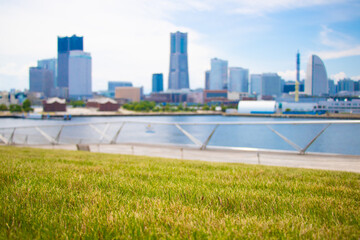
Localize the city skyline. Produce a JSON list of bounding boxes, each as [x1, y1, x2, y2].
[[0, 0, 359, 93]]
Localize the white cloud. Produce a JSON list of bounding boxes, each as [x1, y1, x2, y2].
[[330, 72, 347, 82], [316, 45, 360, 60], [0, 0, 358, 92], [329, 73, 360, 83], [319, 26, 354, 49], [350, 75, 360, 81], [229, 0, 345, 15], [277, 69, 306, 81], [0, 0, 218, 92]]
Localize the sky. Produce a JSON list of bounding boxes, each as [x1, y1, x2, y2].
[[0, 0, 359, 93]]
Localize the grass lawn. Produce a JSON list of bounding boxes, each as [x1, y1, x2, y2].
[[0, 146, 359, 239]]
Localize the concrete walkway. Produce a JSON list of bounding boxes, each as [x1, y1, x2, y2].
[[25, 143, 360, 173]]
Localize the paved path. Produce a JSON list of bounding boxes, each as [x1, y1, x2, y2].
[[25, 143, 360, 173]]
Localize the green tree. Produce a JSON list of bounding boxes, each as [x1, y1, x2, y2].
[[177, 103, 183, 111], [134, 104, 143, 111], [9, 104, 22, 112], [22, 99, 33, 112], [221, 103, 226, 112], [0, 104, 8, 111], [202, 105, 210, 111], [164, 104, 170, 112]]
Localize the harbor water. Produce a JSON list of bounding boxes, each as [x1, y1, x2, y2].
[[0, 115, 359, 155]]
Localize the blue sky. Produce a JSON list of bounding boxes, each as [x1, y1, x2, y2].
[[0, 0, 359, 93]]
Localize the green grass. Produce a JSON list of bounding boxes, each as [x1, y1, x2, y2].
[[0, 146, 359, 239]]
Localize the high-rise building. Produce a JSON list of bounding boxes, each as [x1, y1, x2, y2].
[[328, 79, 336, 96], [305, 55, 328, 96], [295, 51, 300, 102], [337, 79, 355, 92], [228, 67, 249, 92], [205, 70, 210, 90], [37, 58, 57, 87], [68, 51, 92, 99], [354, 81, 360, 92], [108, 81, 133, 93], [57, 35, 83, 89], [152, 73, 163, 93], [168, 31, 189, 90], [209, 58, 228, 90], [29, 67, 54, 97], [250, 74, 262, 95], [261, 73, 282, 97], [57, 35, 92, 99]]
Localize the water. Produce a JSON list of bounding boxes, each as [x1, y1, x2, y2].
[[1, 115, 360, 155]]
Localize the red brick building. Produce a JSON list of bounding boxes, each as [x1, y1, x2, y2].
[[86, 98, 119, 111], [43, 98, 66, 112]]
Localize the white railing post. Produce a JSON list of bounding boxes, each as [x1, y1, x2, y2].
[[200, 124, 219, 150], [111, 122, 126, 144], [8, 128, 16, 145]]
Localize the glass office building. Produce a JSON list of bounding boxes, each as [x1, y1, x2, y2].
[[305, 55, 328, 96], [152, 73, 164, 92], [29, 67, 54, 97], [261, 73, 282, 97], [209, 58, 228, 90], [228, 67, 249, 92], [37, 58, 57, 87], [57, 35, 83, 88], [68, 51, 92, 99], [250, 74, 262, 95], [168, 32, 189, 90]]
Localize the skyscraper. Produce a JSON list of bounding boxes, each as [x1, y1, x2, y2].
[[295, 51, 300, 102], [37, 58, 57, 87], [205, 70, 210, 90], [68, 51, 92, 99], [57, 35, 83, 88], [305, 54, 328, 96], [209, 58, 228, 90], [337, 79, 355, 92], [152, 73, 163, 92], [261, 73, 282, 97], [57, 35, 92, 99], [29, 67, 54, 97], [168, 31, 189, 90], [250, 74, 262, 95], [328, 79, 336, 96], [228, 67, 249, 92]]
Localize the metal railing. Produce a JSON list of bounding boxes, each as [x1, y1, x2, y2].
[[1, 119, 360, 155]]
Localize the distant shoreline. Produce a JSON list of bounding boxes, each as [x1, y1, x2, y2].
[[223, 113, 360, 119], [1, 111, 360, 119]]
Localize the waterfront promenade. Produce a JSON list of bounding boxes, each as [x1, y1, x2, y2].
[[22, 143, 360, 173]]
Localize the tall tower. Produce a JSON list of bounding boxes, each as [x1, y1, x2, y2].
[[57, 35, 83, 88], [295, 51, 300, 102], [168, 32, 189, 90], [305, 55, 328, 96], [57, 35, 92, 99]]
